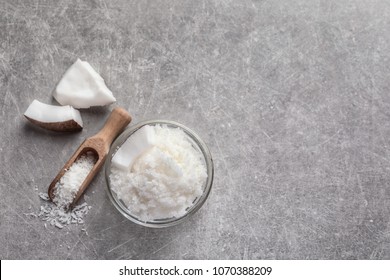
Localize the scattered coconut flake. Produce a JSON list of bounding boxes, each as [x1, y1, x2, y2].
[[25, 192, 92, 230], [39, 192, 50, 201], [24, 212, 37, 218], [35, 198, 91, 229], [55, 222, 64, 229]]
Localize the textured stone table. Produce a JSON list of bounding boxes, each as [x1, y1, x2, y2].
[[1, 0, 390, 259]]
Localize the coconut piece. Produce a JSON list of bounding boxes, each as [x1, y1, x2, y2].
[[53, 58, 116, 108], [112, 125, 156, 171], [24, 100, 83, 132]]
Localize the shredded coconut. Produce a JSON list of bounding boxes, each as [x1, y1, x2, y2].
[[24, 192, 92, 229], [53, 152, 96, 208], [24, 152, 95, 230], [109, 124, 207, 221]]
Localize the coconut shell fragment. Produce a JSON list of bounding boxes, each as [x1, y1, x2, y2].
[[24, 100, 83, 132]]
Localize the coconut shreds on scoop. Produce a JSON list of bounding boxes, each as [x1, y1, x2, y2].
[[24, 99, 83, 132], [53, 58, 116, 108]]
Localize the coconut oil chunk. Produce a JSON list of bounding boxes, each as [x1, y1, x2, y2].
[[53, 153, 96, 208], [53, 58, 116, 108], [110, 125, 207, 221]]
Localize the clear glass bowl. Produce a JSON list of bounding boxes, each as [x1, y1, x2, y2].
[[104, 120, 214, 228]]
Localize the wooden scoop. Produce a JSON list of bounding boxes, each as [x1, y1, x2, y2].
[[48, 107, 132, 208]]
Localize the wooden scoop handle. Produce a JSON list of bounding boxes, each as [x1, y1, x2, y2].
[[93, 107, 132, 148]]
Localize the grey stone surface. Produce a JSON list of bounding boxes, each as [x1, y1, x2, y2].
[[1, 0, 390, 260]]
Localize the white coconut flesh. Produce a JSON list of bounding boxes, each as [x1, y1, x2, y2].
[[24, 100, 83, 132], [112, 125, 156, 171], [53, 58, 116, 109]]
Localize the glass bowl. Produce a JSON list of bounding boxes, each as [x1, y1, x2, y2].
[[104, 120, 214, 228]]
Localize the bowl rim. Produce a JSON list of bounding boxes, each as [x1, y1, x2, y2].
[[104, 119, 214, 228]]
